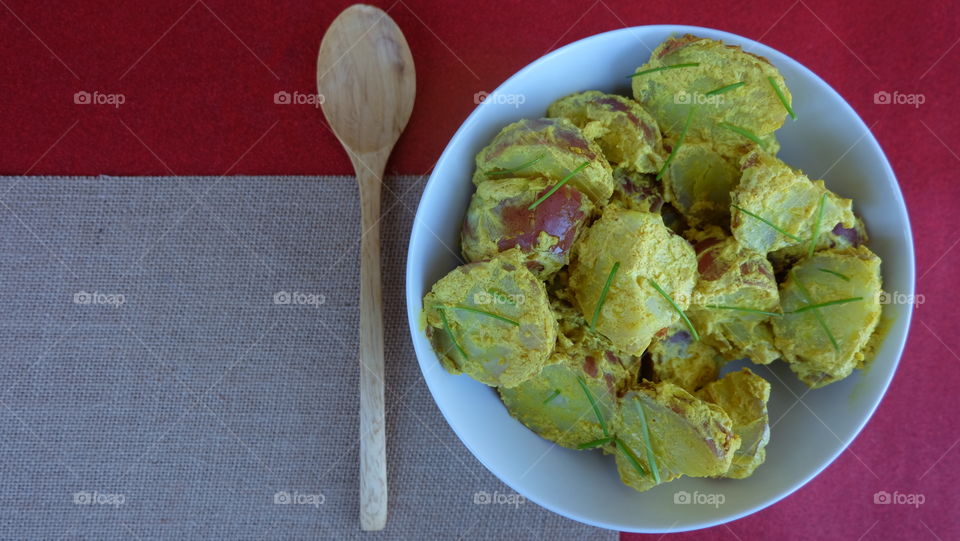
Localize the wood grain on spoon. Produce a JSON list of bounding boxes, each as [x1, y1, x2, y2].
[[317, 4, 415, 531]]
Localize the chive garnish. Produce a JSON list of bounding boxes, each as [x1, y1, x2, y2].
[[628, 62, 700, 78], [818, 268, 851, 281], [542, 389, 561, 404], [648, 278, 699, 341], [791, 271, 840, 352], [576, 436, 614, 449], [704, 305, 782, 317], [527, 161, 590, 211], [768, 76, 796, 120], [576, 376, 608, 437], [657, 106, 696, 180], [808, 193, 827, 258], [485, 154, 545, 178], [449, 304, 520, 327], [634, 400, 661, 484], [731, 205, 805, 242], [705, 81, 745, 96], [438, 307, 467, 363], [589, 261, 620, 330], [789, 297, 863, 314], [615, 438, 648, 476], [717, 122, 765, 148]]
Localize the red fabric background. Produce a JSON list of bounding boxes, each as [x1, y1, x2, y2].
[[1, 1, 957, 539]]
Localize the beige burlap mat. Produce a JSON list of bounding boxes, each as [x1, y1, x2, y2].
[[0, 175, 615, 540]]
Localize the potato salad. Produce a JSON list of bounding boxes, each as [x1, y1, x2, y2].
[[421, 34, 884, 492]]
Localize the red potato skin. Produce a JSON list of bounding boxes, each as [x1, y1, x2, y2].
[[694, 234, 772, 286], [694, 237, 728, 281], [496, 185, 586, 256], [485, 118, 596, 161], [461, 182, 589, 274]]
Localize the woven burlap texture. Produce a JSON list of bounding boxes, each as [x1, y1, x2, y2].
[[0, 175, 613, 540]]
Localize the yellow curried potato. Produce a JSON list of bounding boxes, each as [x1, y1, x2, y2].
[[662, 142, 740, 228], [614, 381, 741, 492], [697, 368, 771, 479], [731, 150, 856, 254], [461, 176, 594, 279], [472, 117, 615, 205], [569, 206, 698, 355], [422, 249, 557, 388], [547, 90, 665, 174], [499, 307, 636, 449], [631, 34, 790, 162], [686, 226, 782, 364], [772, 246, 883, 388], [646, 322, 722, 393]]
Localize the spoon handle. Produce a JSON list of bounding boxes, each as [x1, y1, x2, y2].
[[353, 151, 388, 531]]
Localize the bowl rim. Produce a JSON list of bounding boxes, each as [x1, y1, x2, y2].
[[405, 23, 915, 533]]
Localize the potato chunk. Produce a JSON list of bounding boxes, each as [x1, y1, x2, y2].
[[646, 322, 722, 393], [473, 117, 615, 204], [499, 317, 634, 449], [422, 249, 557, 387], [662, 142, 739, 228], [631, 35, 790, 162], [731, 150, 855, 254], [696, 368, 771, 478], [614, 382, 741, 492], [772, 246, 883, 388], [569, 207, 697, 355], [461, 176, 593, 279], [547, 90, 664, 174], [686, 227, 782, 364]]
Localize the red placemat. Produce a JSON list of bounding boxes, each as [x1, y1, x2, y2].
[[1, 1, 957, 539]]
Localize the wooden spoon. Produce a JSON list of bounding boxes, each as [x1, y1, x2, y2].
[[317, 4, 415, 531]]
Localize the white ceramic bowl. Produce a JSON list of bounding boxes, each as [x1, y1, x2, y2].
[[405, 25, 914, 532]]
